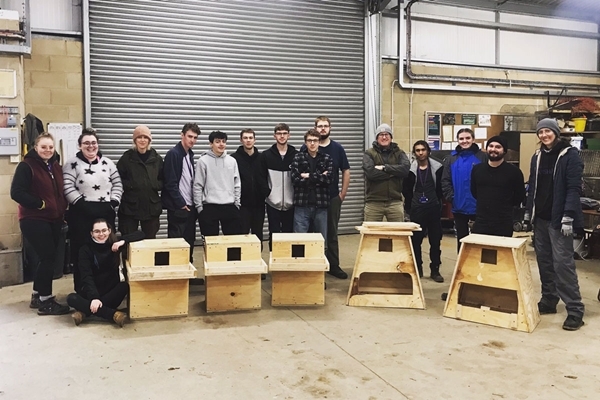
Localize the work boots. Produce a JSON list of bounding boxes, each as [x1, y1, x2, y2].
[[430, 267, 444, 283]]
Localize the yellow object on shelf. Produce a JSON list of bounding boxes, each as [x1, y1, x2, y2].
[[572, 118, 587, 133]]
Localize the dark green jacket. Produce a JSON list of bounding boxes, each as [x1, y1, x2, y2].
[[117, 148, 164, 219], [362, 141, 409, 202]]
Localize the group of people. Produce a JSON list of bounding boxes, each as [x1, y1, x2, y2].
[[363, 118, 584, 331], [10, 116, 585, 331], [10, 117, 352, 326]]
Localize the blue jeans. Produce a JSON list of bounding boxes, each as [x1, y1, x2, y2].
[[293, 206, 328, 249]]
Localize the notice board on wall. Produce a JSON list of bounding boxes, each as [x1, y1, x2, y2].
[[47, 123, 82, 163]]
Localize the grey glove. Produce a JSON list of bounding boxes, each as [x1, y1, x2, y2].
[[561, 216, 573, 236], [522, 212, 532, 232]]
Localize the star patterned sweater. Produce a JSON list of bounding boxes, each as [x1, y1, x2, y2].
[[63, 151, 123, 205]]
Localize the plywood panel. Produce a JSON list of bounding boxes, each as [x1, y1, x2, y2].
[[204, 234, 261, 263], [128, 279, 189, 319], [128, 238, 190, 267], [271, 271, 325, 306], [205, 274, 261, 312]]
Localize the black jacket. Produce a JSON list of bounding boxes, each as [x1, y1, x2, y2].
[[76, 230, 145, 299], [117, 148, 164, 219], [162, 142, 194, 210], [230, 146, 263, 207], [257, 144, 297, 211]]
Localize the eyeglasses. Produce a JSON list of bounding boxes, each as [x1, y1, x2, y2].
[[82, 141, 98, 147], [306, 139, 319, 144], [92, 228, 109, 234], [275, 132, 289, 136], [378, 133, 391, 138], [316, 125, 329, 129]]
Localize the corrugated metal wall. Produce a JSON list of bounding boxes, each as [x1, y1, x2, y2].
[[86, 0, 365, 236]]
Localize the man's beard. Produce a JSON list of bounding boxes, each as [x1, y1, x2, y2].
[[319, 133, 330, 141], [488, 151, 505, 161]]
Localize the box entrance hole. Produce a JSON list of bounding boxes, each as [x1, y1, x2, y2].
[[291, 244, 305, 258], [379, 238, 393, 252], [356, 272, 413, 295], [481, 248, 497, 264], [154, 251, 170, 266], [227, 247, 242, 261], [458, 283, 518, 314]]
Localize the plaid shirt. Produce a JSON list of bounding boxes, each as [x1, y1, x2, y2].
[[290, 150, 333, 208]]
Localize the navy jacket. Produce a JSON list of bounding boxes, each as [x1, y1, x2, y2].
[[162, 142, 194, 211], [526, 144, 584, 229]]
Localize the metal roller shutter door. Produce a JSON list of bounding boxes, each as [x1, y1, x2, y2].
[[86, 0, 365, 237]]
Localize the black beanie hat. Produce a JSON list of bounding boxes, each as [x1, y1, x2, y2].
[[486, 135, 508, 152]]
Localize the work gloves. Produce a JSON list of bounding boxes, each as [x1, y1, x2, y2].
[[561, 216, 574, 236], [522, 212, 532, 232]]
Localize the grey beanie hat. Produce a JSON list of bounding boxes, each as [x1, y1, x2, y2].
[[536, 118, 560, 137], [376, 123, 393, 138]]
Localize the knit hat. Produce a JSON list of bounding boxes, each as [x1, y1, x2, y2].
[[376, 123, 393, 138], [133, 125, 152, 142], [486, 135, 508, 152], [536, 118, 560, 137]]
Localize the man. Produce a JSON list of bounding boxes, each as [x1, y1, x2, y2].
[[362, 123, 410, 222], [162, 123, 200, 260], [526, 118, 585, 331], [291, 129, 333, 242], [231, 129, 265, 244], [194, 131, 242, 236], [470, 136, 525, 237], [402, 140, 444, 282], [314, 116, 351, 279], [117, 125, 164, 239], [441, 128, 487, 251], [257, 123, 297, 249]]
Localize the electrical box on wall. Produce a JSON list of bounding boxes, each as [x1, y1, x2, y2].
[[0, 128, 20, 156]]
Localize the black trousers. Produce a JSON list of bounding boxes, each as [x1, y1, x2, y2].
[[266, 204, 294, 250], [410, 204, 443, 274], [66, 281, 129, 321], [20, 219, 62, 297], [167, 207, 197, 261], [118, 212, 160, 239], [199, 204, 243, 237], [453, 212, 476, 252], [240, 205, 265, 244]]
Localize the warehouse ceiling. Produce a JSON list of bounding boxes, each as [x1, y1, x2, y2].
[[377, 0, 600, 23]]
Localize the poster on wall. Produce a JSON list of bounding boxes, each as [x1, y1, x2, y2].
[[428, 114, 441, 137], [478, 114, 492, 127], [427, 136, 440, 150], [462, 114, 477, 125]]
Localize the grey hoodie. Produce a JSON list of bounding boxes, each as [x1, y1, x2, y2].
[[193, 149, 241, 213]]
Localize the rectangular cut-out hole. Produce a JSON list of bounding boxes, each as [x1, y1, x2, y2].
[[291, 244, 305, 258], [154, 251, 170, 266], [357, 272, 413, 295], [481, 248, 497, 264], [379, 238, 393, 252], [227, 247, 242, 261], [458, 283, 518, 314]]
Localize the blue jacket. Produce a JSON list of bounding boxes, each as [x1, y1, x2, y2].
[[526, 144, 584, 229], [161, 142, 194, 211], [441, 143, 487, 215]]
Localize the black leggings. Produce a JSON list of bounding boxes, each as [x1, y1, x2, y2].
[[67, 281, 129, 321], [20, 219, 62, 297]]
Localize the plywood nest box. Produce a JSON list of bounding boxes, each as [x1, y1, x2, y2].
[[269, 233, 329, 306], [202, 235, 267, 313], [126, 238, 197, 320], [443, 234, 540, 333], [346, 222, 425, 309]]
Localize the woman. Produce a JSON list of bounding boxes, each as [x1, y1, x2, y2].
[[10, 133, 70, 315], [67, 219, 144, 327], [63, 128, 123, 291], [116, 125, 163, 238], [441, 128, 487, 251]]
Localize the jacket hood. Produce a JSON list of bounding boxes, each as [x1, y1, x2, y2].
[[76, 150, 104, 163], [235, 146, 259, 159], [541, 138, 569, 154], [371, 141, 400, 152], [268, 143, 297, 156], [453, 143, 480, 155], [205, 149, 227, 159], [410, 157, 442, 175]]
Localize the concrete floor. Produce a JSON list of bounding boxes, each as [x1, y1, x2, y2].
[[2, 233, 600, 400]]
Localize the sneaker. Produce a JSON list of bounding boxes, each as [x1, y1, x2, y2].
[[538, 302, 557, 315], [37, 298, 70, 316], [562, 315, 584, 331], [327, 266, 348, 280], [29, 293, 42, 309], [430, 272, 444, 283], [72, 311, 85, 326], [113, 311, 127, 328]]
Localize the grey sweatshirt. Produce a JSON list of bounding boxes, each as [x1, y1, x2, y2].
[[193, 150, 241, 213]]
